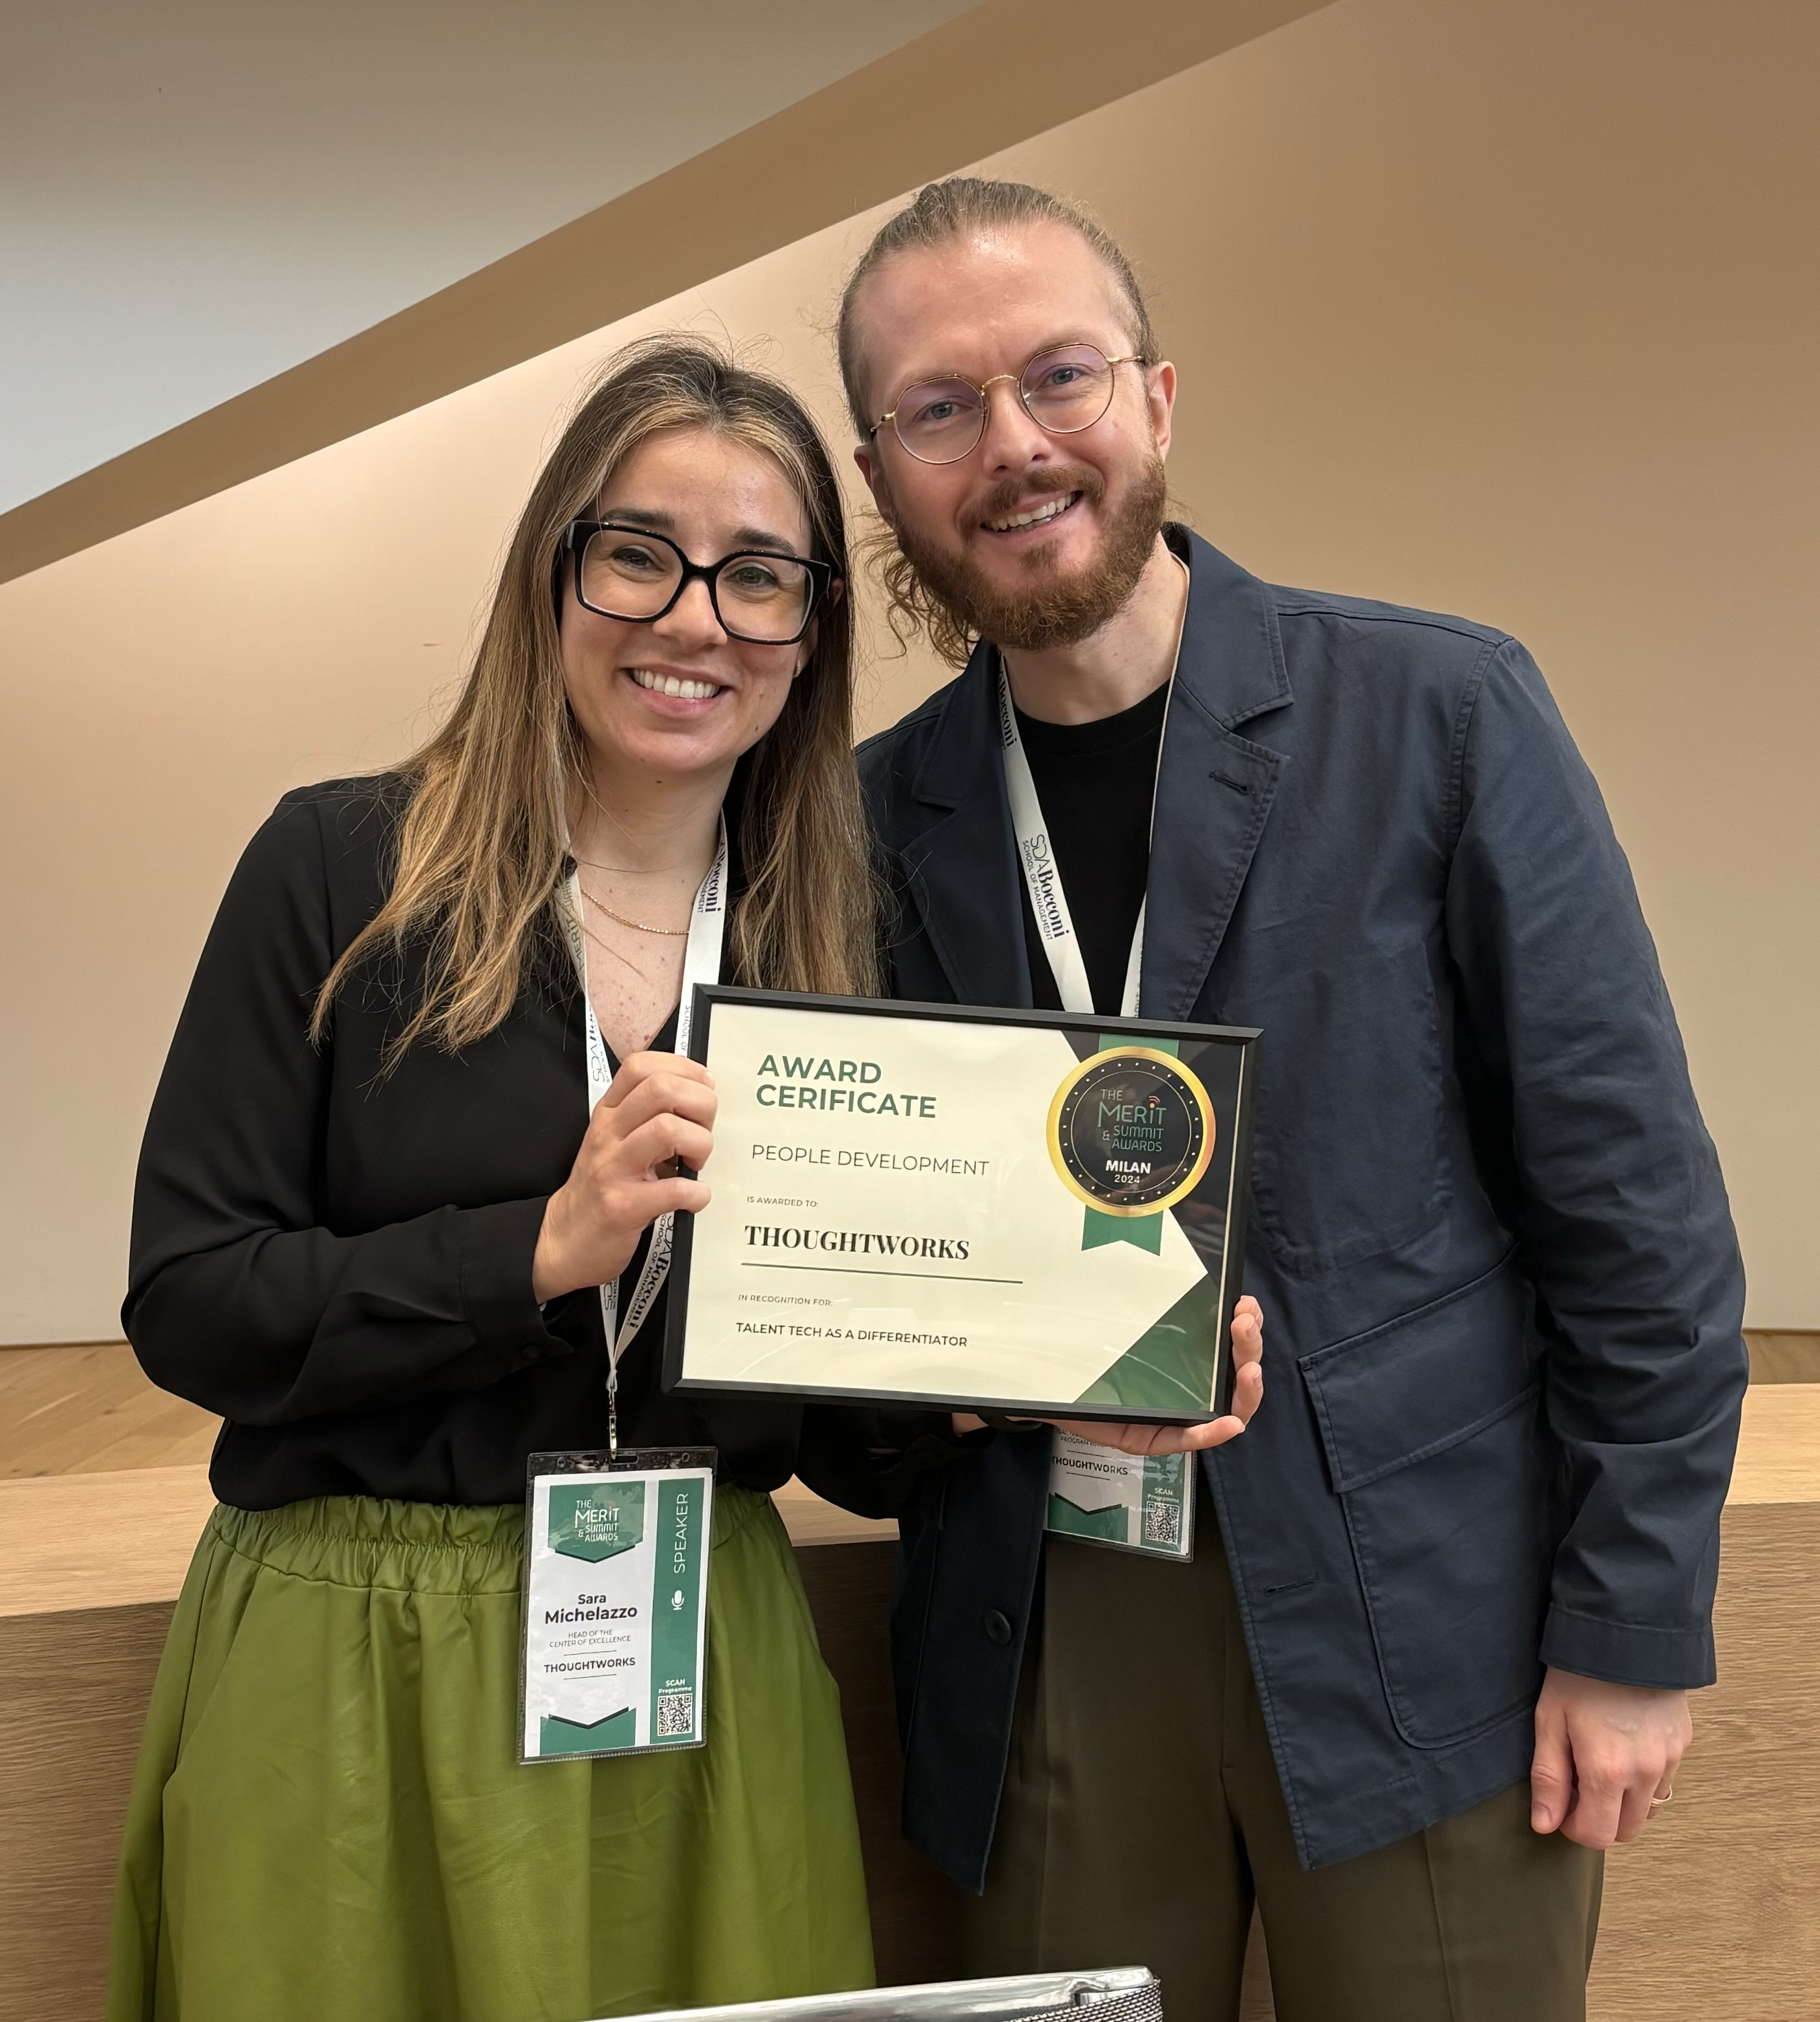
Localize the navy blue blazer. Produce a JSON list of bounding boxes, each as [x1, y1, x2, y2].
[[854, 527, 1747, 1885]]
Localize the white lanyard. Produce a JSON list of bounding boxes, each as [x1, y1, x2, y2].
[[1013, 667, 1197, 1555], [999, 663, 1172, 1021], [559, 821, 728, 1450]]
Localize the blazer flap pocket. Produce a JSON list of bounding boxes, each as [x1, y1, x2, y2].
[[1299, 1255, 1537, 1493]]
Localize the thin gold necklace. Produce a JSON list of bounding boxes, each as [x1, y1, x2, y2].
[[573, 855, 685, 876], [579, 883, 689, 937]]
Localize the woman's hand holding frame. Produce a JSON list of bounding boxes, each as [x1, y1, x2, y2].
[[532, 1054, 717, 1303]]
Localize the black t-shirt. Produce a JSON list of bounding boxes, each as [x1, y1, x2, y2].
[[124, 775, 812, 1509], [1014, 680, 1167, 1015]]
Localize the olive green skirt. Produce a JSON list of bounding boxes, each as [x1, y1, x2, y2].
[[107, 1487, 875, 2022]]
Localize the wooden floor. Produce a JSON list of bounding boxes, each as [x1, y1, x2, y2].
[[6, 1331, 1815, 1482], [0, 1340, 218, 1477]]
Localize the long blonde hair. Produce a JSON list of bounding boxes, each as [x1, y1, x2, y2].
[[313, 335, 880, 1060]]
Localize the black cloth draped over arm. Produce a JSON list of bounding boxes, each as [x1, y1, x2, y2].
[[125, 776, 802, 1508]]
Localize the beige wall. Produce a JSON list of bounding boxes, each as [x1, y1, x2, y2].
[[1, 0, 1814, 1341], [1036, 0, 1820, 1324]]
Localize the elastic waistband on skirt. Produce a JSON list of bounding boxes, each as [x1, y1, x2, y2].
[[210, 1481, 771, 1595]]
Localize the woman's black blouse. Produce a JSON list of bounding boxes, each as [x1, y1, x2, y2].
[[125, 775, 813, 1510]]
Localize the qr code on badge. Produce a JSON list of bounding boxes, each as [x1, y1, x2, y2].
[[655, 1688, 694, 1738], [1142, 1498, 1181, 1549]]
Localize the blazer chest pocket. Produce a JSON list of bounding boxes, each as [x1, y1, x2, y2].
[[1246, 942, 1450, 1274], [1299, 1255, 1551, 1749]]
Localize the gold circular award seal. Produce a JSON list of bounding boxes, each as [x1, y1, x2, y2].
[[1046, 1047, 1217, 1218]]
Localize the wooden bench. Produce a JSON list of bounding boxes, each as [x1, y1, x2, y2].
[[1, 1355, 1815, 2021]]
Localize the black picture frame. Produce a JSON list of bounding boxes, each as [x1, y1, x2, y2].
[[661, 985, 1261, 1426]]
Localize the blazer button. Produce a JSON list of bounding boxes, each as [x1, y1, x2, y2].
[[984, 1610, 1013, 1645]]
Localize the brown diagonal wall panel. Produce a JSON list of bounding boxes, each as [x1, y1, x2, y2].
[[0, 0, 1330, 587]]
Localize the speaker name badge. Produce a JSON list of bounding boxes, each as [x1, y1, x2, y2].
[[520, 1448, 713, 1762]]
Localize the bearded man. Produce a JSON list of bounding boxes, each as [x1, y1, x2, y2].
[[839, 178, 1747, 2022]]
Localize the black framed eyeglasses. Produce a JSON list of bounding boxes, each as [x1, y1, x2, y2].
[[561, 520, 834, 645], [869, 342, 1150, 465]]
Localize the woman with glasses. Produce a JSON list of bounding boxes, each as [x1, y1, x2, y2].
[[109, 338, 878, 2022]]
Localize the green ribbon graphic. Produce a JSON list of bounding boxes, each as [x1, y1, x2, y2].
[[1080, 1034, 1180, 1253]]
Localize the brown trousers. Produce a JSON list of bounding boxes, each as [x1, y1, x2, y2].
[[959, 1500, 1602, 2022]]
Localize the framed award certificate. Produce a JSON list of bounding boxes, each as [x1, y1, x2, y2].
[[663, 989, 1259, 1425]]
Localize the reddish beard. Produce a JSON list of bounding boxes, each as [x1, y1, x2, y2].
[[888, 455, 1168, 654]]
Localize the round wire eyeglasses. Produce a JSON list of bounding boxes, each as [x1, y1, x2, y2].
[[869, 343, 1148, 465]]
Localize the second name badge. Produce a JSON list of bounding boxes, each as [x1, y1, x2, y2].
[[1045, 1432, 1196, 1560]]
